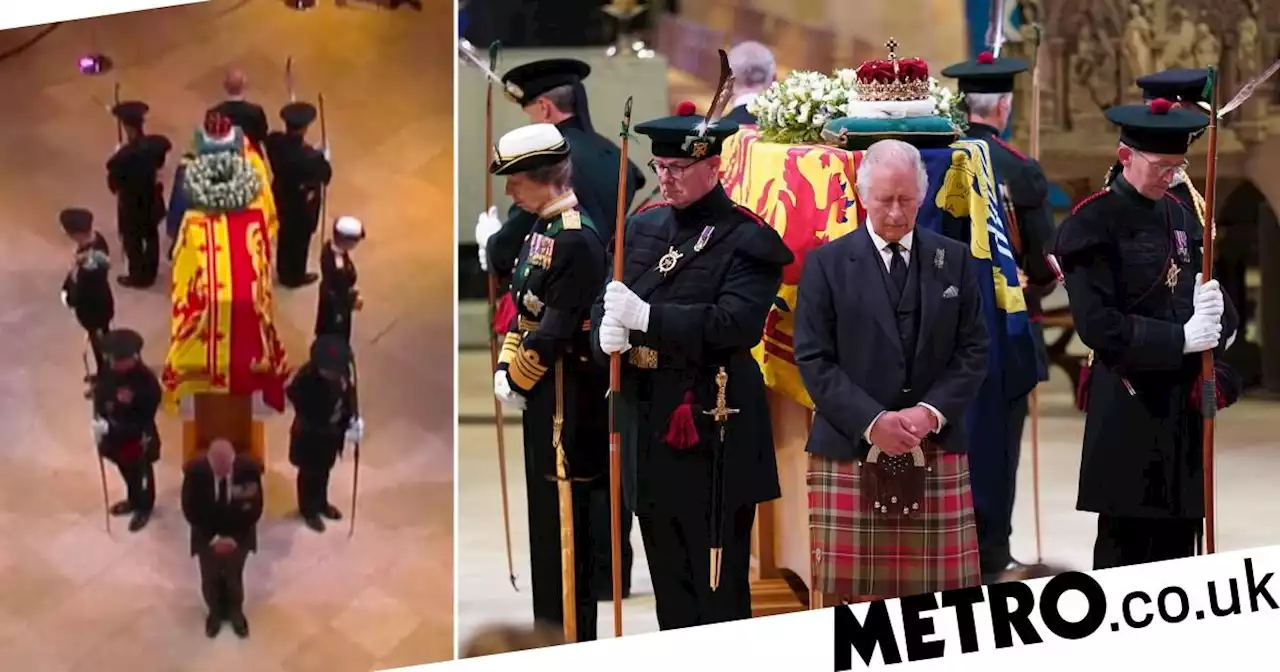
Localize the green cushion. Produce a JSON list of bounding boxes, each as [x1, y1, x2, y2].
[[821, 116, 959, 151]]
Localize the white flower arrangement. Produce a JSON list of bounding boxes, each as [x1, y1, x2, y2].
[[183, 150, 262, 213], [750, 69, 967, 144], [748, 70, 855, 144]]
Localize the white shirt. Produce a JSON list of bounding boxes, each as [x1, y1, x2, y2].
[[859, 224, 946, 443]]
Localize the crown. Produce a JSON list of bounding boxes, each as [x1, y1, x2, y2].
[[852, 38, 931, 102], [203, 111, 233, 138]]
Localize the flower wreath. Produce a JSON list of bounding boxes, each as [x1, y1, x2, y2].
[[182, 149, 263, 213]]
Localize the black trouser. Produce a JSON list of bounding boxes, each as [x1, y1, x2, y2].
[[1094, 515, 1199, 570], [198, 545, 249, 618], [85, 326, 109, 375], [119, 216, 160, 284], [276, 206, 318, 284], [638, 504, 755, 631], [296, 464, 333, 518], [526, 470, 599, 641], [115, 459, 156, 512], [977, 394, 1029, 577], [589, 484, 633, 597]]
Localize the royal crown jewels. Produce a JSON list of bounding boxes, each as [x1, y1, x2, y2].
[[852, 37, 932, 103]]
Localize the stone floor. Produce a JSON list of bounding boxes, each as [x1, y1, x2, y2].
[[456, 347, 1280, 644], [0, 2, 453, 670]]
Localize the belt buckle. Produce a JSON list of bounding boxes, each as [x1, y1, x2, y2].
[[629, 346, 658, 370]]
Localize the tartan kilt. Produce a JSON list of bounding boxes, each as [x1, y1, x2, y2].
[[808, 448, 980, 600]]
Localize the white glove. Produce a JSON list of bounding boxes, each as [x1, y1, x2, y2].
[[60, 291, 69, 308], [1182, 313, 1222, 354], [599, 314, 632, 354], [91, 417, 109, 443], [475, 206, 501, 273], [345, 417, 364, 443], [603, 281, 651, 332], [493, 371, 526, 411], [322, 144, 332, 162], [1192, 273, 1224, 319]]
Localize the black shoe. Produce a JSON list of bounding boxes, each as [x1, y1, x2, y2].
[[205, 614, 222, 638], [321, 505, 343, 521], [303, 515, 326, 533], [109, 501, 133, 516], [128, 509, 152, 532], [229, 613, 249, 638]]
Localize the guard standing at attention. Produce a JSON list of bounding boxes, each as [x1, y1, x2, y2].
[[91, 328, 163, 533], [265, 101, 332, 288], [106, 101, 172, 288], [59, 208, 115, 376], [941, 51, 1058, 583], [1050, 99, 1242, 569], [592, 105, 792, 629], [490, 123, 609, 639], [315, 216, 366, 344]]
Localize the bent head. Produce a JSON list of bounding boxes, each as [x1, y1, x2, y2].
[[653, 156, 722, 209], [522, 85, 574, 125], [965, 92, 1014, 132], [1117, 143, 1188, 199], [505, 157, 572, 213], [208, 439, 235, 477], [224, 69, 248, 97], [856, 140, 929, 243], [728, 41, 777, 95]]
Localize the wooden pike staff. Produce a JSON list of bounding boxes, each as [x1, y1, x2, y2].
[[608, 97, 635, 637], [1027, 22, 1045, 565], [348, 353, 362, 538], [483, 40, 518, 591], [113, 82, 123, 144], [83, 339, 111, 535], [1199, 67, 1222, 554], [318, 92, 330, 245]]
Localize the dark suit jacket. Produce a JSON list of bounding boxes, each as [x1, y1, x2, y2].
[[181, 455, 264, 556], [793, 224, 989, 461], [723, 103, 758, 126], [212, 99, 270, 149]]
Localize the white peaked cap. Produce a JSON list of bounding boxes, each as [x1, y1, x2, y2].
[[496, 123, 565, 158], [334, 216, 364, 238]]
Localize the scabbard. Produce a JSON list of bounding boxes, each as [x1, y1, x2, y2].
[[551, 360, 577, 642]]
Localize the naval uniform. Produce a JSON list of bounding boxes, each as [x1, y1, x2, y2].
[[265, 102, 332, 287], [106, 101, 172, 287], [315, 244, 359, 343]]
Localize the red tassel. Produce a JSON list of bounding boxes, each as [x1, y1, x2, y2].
[[664, 391, 700, 451], [1075, 363, 1092, 412], [492, 293, 516, 335]]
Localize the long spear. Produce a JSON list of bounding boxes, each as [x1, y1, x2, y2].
[[83, 339, 111, 535], [1027, 21, 1044, 566], [608, 97, 635, 637], [1199, 67, 1222, 554], [348, 352, 362, 537], [477, 39, 518, 591]]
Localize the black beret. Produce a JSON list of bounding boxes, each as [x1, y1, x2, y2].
[[111, 100, 150, 126], [501, 59, 591, 106], [59, 208, 94, 234], [280, 102, 318, 129], [940, 51, 1029, 94], [1104, 99, 1209, 155], [310, 335, 351, 372], [102, 329, 144, 359], [634, 104, 740, 160], [489, 123, 571, 176]]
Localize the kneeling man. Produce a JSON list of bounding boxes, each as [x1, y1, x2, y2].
[[794, 139, 990, 604]]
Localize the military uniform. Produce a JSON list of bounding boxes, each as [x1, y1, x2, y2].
[[91, 329, 162, 532], [483, 58, 644, 600], [59, 208, 115, 374], [265, 102, 332, 288], [286, 335, 363, 533], [591, 110, 793, 630], [106, 101, 172, 288], [1050, 102, 1241, 569], [942, 53, 1059, 581], [315, 216, 366, 344], [490, 124, 609, 639]]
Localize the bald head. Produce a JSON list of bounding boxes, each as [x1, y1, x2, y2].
[[728, 41, 776, 92], [224, 70, 248, 97], [208, 438, 236, 476]]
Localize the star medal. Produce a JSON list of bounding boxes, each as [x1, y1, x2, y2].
[[1165, 261, 1180, 290], [522, 291, 544, 317], [656, 246, 683, 275]]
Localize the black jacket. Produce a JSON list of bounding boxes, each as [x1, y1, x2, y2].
[[182, 454, 264, 555]]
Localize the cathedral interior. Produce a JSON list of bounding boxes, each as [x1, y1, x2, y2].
[[455, 0, 1280, 646], [0, 1, 453, 669]]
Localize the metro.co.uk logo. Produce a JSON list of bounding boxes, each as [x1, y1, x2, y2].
[[834, 558, 1277, 669]]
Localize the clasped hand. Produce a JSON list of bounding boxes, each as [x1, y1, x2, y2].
[[869, 407, 937, 456], [493, 371, 526, 410]]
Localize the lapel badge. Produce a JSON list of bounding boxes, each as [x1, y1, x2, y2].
[[522, 291, 545, 317], [656, 246, 683, 275], [933, 248, 945, 269], [693, 226, 715, 252]]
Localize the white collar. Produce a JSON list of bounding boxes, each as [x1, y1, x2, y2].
[[865, 223, 914, 253]]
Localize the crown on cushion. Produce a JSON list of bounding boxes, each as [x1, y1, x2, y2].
[[853, 37, 931, 102], [204, 111, 233, 138]]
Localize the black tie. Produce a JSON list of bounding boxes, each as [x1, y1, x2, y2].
[[888, 242, 908, 295], [217, 478, 228, 506]]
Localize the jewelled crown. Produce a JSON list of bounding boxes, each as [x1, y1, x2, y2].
[[853, 38, 931, 102]]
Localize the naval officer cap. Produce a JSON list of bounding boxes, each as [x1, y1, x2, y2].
[[333, 215, 366, 241], [280, 101, 318, 130], [310, 334, 351, 373], [102, 329, 145, 360], [634, 101, 739, 160], [112, 100, 150, 127], [489, 123, 570, 176], [59, 208, 94, 234], [501, 58, 591, 106], [940, 51, 1029, 94], [1136, 68, 1212, 112], [1105, 98, 1209, 155]]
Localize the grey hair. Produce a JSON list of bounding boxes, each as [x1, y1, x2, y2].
[[728, 41, 776, 89], [855, 139, 929, 200], [965, 92, 1012, 117], [540, 84, 575, 114], [208, 438, 235, 457], [524, 157, 573, 189]]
